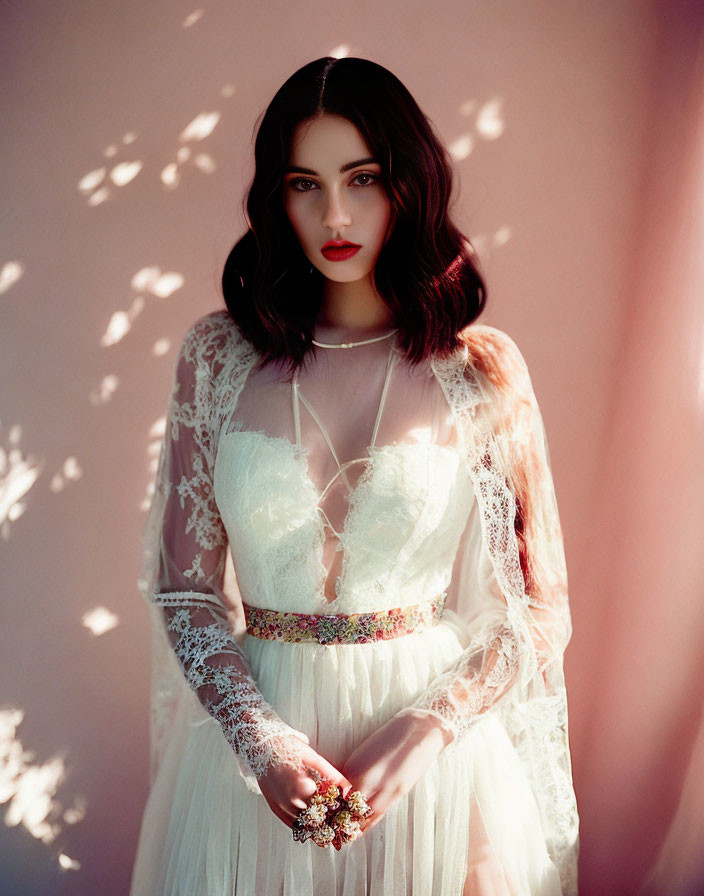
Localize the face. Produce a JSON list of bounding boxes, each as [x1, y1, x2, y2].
[[282, 114, 393, 284]]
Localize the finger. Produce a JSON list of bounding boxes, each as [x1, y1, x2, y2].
[[311, 756, 352, 792], [299, 752, 347, 792], [298, 773, 318, 797], [263, 794, 299, 830], [281, 806, 300, 824]]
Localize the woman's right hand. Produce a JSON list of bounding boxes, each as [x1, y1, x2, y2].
[[256, 730, 352, 837]]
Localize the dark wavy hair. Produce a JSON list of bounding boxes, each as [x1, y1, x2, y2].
[[222, 56, 487, 371]]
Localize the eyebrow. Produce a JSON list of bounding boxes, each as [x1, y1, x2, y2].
[[284, 157, 379, 175]]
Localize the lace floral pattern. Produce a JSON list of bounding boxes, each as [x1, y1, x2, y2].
[[141, 313, 306, 781], [409, 328, 578, 892]]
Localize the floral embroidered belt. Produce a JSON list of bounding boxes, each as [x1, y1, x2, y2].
[[242, 593, 447, 645]]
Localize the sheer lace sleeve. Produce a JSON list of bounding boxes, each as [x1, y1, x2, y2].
[[410, 326, 571, 742], [140, 315, 307, 781]]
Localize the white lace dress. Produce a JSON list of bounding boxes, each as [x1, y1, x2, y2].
[[129, 312, 579, 895]]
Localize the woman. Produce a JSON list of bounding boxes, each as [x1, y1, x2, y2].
[[130, 57, 579, 895]]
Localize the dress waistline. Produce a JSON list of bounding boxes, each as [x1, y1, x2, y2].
[[242, 593, 447, 645]]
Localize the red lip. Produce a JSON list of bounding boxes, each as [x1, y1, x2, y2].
[[322, 240, 361, 250], [321, 240, 361, 262]]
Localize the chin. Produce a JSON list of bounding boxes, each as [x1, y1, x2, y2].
[[324, 271, 371, 284], [316, 262, 375, 283]]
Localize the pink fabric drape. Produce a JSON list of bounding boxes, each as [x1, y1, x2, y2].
[[569, 5, 704, 893]]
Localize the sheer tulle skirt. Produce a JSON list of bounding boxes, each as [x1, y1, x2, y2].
[[130, 610, 562, 895]]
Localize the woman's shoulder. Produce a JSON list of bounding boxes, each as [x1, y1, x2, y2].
[[456, 323, 532, 397], [459, 323, 522, 361], [177, 309, 250, 368]]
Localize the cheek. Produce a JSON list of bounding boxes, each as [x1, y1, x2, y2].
[[283, 197, 307, 243]]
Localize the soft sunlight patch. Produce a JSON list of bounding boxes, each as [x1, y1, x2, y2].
[[100, 296, 146, 347], [128, 296, 146, 318], [152, 338, 171, 357], [180, 111, 220, 143], [151, 273, 184, 299], [62, 457, 82, 481], [131, 267, 162, 292], [161, 163, 180, 188], [58, 853, 81, 871], [0, 708, 68, 845], [109, 160, 142, 187], [63, 798, 87, 825], [140, 486, 155, 512], [78, 168, 106, 194], [492, 226, 512, 248], [49, 456, 83, 494], [155, 112, 221, 189], [468, 234, 489, 263], [449, 135, 474, 161], [87, 187, 110, 207], [89, 374, 119, 405], [0, 261, 24, 295], [182, 9, 204, 27], [101, 311, 131, 346], [459, 100, 477, 117], [330, 45, 350, 59], [0, 425, 42, 539], [141, 417, 167, 510], [407, 425, 433, 444], [149, 416, 167, 440], [476, 99, 505, 140], [194, 153, 216, 174], [131, 266, 183, 298], [82, 607, 119, 636], [81, 133, 139, 203]]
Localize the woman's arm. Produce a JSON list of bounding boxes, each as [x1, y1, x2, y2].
[[343, 330, 571, 830], [407, 327, 571, 741], [144, 321, 352, 830]]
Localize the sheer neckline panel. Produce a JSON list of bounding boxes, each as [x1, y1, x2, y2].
[[220, 340, 459, 603]]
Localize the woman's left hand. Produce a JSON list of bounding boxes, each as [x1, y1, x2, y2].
[[340, 708, 454, 835]]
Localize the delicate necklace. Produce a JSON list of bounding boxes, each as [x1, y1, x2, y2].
[[312, 328, 398, 349]]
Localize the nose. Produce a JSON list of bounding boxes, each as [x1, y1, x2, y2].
[[322, 187, 351, 232]]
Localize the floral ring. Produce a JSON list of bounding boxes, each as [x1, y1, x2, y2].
[[292, 772, 373, 850]]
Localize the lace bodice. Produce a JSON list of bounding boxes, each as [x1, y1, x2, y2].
[[138, 310, 579, 893], [214, 337, 475, 614]]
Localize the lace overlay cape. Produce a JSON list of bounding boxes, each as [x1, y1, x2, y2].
[[137, 311, 579, 894]]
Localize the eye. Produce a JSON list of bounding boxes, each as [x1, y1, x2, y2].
[[288, 177, 318, 192], [352, 171, 380, 187]]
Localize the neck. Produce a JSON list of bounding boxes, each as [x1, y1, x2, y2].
[[317, 274, 394, 333]]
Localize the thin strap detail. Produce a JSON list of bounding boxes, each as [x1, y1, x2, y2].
[[316, 505, 340, 539], [317, 459, 365, 506], [292, 377, 301, 448], [312, 328, 398, 349], [296, 391, 345, 471], [291, 342, 398, 501], [371, 346, 397, 449]]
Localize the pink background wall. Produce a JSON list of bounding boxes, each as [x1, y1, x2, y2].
[[2, 1, 702, 893]]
